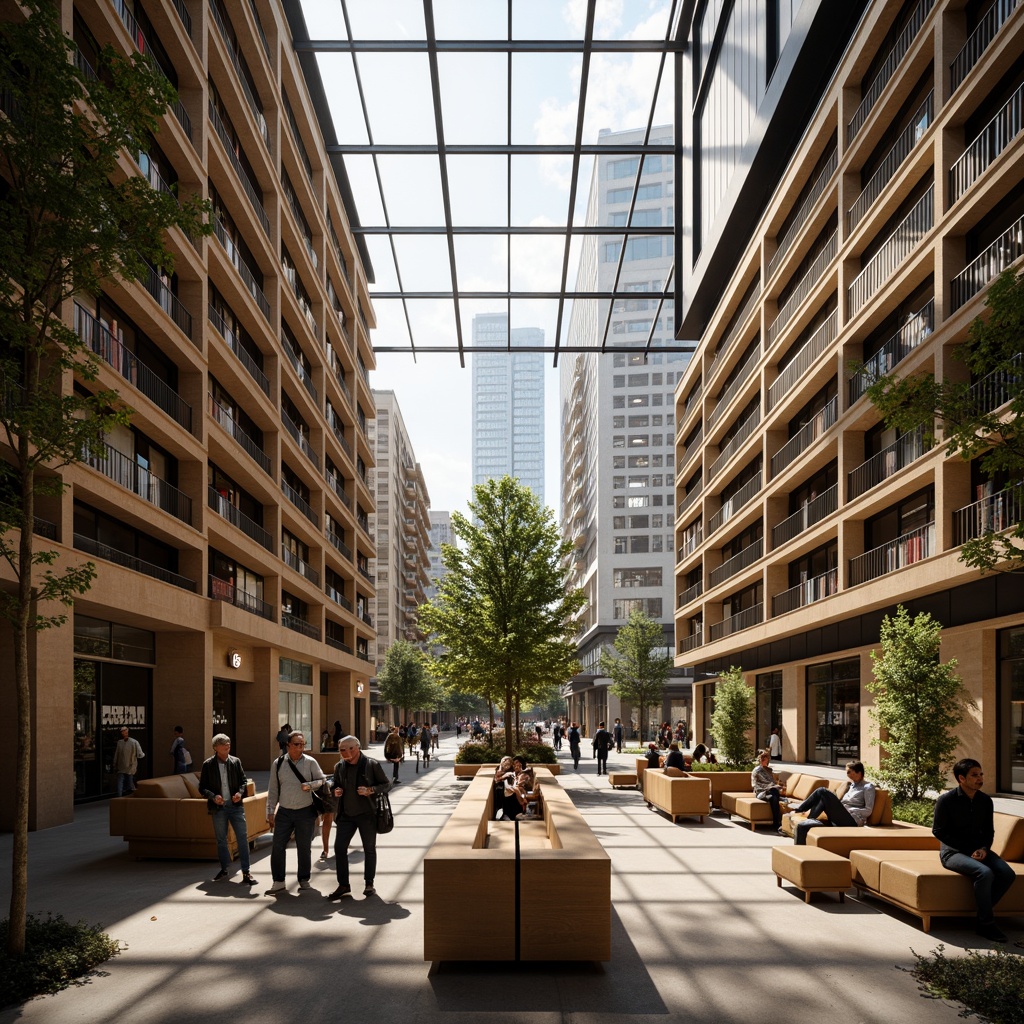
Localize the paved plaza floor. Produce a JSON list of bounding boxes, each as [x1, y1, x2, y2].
[[0, 734, 1009, 1023]]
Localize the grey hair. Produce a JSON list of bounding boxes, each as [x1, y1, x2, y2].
[[211, 733, 230, 747], [338, 734, 361, 749]]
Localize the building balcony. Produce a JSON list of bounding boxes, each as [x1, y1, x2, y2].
[[771, 484, 838, 549], [32, 516, 57, 540], [74, 533, 195, 591], [678, 630, 703, 655], [212, 217, 270, 321], [951, 82, 1023, 204], [847, 0, 933, 143], [677, 485, 703, 523], [849, 521, 935, 586], [170, 0, 191, 38], [708, 407, 761, 481], [325, 582, 352, 611], [766, 231, 837, 347], [208, 574, 273, 620], [848, 427, 928, 501], [849, 299, 933, 404], [707, 471, 762, 537], [282, 479, 319, 528], [74, 303, 192, 433], [282, 339, 319, 405], [282, 545, 320, 586], [84, 439, 192, 524], [710, 280, 761, 370], [283, 265, 318, 335], [207, 486, 273, 551], [848, 93, 933, 232], [677, 581, 703, 608], [282, 411, 319, 472], [208, 98, 269, 236], [207, 305, 270, 396], [709, 602, 764, 642], [326, 529, 352, 565], [325, 634, 353, 654], [768, 148, 838, 281], [709, 538, 763, 590], [358, 564, 375, 585], [951, 214, 1024, 311], [970, 352, 1022, 414], [678, 426, 703, 475], [848, 188, 933, 317], [953, 482, 1024, 545], [771, 567, 838, 617], [770, 396, 838, 478], [208, 394, 271, 475], [140, 260, 193, 342], [677, 522, 704, 563], [282, 612, 321, 641], [951, 0, 1021, 93], [767, 309, 837, 411], [326, 473, 353, 511], [708, 346, 761, 432]]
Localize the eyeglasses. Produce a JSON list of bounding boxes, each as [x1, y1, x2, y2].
[[289, 741, 305, 747]]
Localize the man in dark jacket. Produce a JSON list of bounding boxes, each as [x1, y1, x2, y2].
[[933, 758, 1015, 942], [613, 718, 624, 753], [592, 721, 613, 776], [198, 734, 257, 885], [327, 736, 391, 900]]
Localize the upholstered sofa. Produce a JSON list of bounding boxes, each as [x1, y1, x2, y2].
[[109, 772, 270, 860], [643, 768, 712, 823], [686, 769, 754, 809]]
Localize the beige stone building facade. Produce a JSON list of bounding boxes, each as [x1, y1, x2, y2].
[[674, 0, 1024, 790], [0, 0, 378, 828]]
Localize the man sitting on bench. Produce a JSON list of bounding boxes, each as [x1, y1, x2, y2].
[[787, 761, 875, 845]]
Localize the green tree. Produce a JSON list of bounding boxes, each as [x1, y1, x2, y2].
[[376, 640, 433, 726], [867, 605, 975, 800], [600, 608, 673, 743], [0, 3, 207, 955], [418, 476, 585, 755], [864, 268, 1024, 573], [709, 666, 755, 766]]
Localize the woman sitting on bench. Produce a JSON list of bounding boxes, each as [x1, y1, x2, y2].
[[510, 756, 539, 819], [494, 758, 520, 820]]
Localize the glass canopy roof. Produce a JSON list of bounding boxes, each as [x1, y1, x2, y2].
[[293, 0, 688, 365]]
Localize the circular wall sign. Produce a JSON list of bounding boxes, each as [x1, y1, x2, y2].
[[228, 650, 242, 669]]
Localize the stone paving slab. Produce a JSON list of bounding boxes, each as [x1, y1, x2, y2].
[[0, 737, 1002, 1023]]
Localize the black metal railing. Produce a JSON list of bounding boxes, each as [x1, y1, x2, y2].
[[768, 148, 838, 280], [849, 299, 933, 404], [208, 98, 270, 235], [208, 574, 273, 620], [951, 0, 1021, 92], [282, 612, 320, 640], [84, 440, 192, 524], [951, 214, 1024, 311], [709, 538, 763, 589], [140, 260, 193, 341], [772, 485, 838, 549], [208, 393, 271, 474], [207, 305, 270, 396], [75, 533, 195, 591], [709, 602, 764, 642], [767, 310, 837, 411], [282, 479, 319, 527], [848, 427, 927, 500], [849, 522, 935, 586], [953, 483, 1024, 545], [212, 217, 271, 320], [207, 486, 273, 550], [772, 568, 838, 616], [770, 396, 838, 478]]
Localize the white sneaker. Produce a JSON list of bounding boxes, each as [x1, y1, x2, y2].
[[266, 880, 286, 894]]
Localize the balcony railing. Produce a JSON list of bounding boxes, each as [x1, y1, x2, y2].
[[848, 187, 933, 317], [33, 516, 57, 540], [767, 309, 838, 411], [282, 340, 319, 404], [212, 217, 270, 320], [327, 473, 353, 510], [709, 538, 763, 589], [708, 407, 761, 480], [684, 379, 703, 419], [281, 412, 319, 472], [207, 486, 273, 550], [326, 528, 352, 562], [171, 0, 191, 37], [847, 0, 934, 142], [325, 582, 352, 611], [207, 0, 271, 151], [849, 93, 933, 232], [84, 439, 191, 524], [709, 602, 764, 642], [970, 352, 1022, 415], [74, 533, 195, 591], [766, 231, 837, 346], [952, 81, 1024, 203], [208, 393, 271, 474], [768, 148, 838, 280], [848, 427, 927, 500], [208, 574, 273, 620], [707, 471, 762, 537], [953, 482, 1024, 545], [75, 303, 192, 433], [849, 299, 933, 404], [282, 544, 320, 586], [708, 346, 760, 432], [770, 396, 838, 478], [356, 649, 372, 662], [282, 479, 319, 527], [677, 522, 703, 562], [283, 612, 321, 640], [141, 261, 193, 341], [679, 630, 703, 654], [710, 284, 761, 375], [207, 305, 270, 396], [677, 581, 703, 608], [849, 522, 935, 586], [951, 0, 1021, 92], [283, 264, 318, 334], [951, 214, 1024, 311], [358, 564, 375, 584], [208, 98, 270, 236], [679, 426, 703, 474], [772, 484, 838, 549], [772, 568, 838, 617], [326, 634, 353, 654]]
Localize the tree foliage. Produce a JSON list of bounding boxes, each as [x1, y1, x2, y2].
[[600, 608, 672, 742], [0, 2, 208, 955], [418, 477, 585, 755], [709, 666, 755, 766], [375, 640, 434, 724], [864, 268, 1024, 573], [867, 605, 974, 800]]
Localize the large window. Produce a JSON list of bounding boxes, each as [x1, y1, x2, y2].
[[998, 626, 1024, 794], [756, 671, 782, 752], [806, 658, 860, 765]]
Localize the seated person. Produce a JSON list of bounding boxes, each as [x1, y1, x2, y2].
[[494, 757, 519, 820], [751, 749, 788, 830], [691, 743, 710, 763], [787, 761, 875, 845], [664, 742, 685, 770], [645, 742, 662, 768], [510, 756, 539, 818]]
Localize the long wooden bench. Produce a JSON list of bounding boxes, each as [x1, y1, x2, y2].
[[453, 761, 561, 778], [423, 768, 610, 961]]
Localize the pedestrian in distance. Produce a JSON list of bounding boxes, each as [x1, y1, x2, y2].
[[113, 726, 145, 796], [170, 725, 191, 775], [568, 722, 582, 771]]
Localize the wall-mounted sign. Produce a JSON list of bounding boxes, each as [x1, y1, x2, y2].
[[356, 683, 364, 693], [227, 649, 242, 669]]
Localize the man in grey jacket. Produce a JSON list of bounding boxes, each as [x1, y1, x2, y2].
[[788, 761, 876, 845]]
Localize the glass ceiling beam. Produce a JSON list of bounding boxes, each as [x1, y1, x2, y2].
[[293, 40, 685, 54]]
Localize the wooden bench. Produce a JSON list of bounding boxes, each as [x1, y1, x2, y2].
[[608, 772, 637, 788], [772, 845, 852, 903], [423, 768, 610, 961], [453, 762, 561, 778]]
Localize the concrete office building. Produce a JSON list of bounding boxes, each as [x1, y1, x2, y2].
[[471, 313, 545, 506], [673, 0, 1024, 785], [561, 125, 692, 739], [0, 0, 378, 828], [426, 510, 453, 606]]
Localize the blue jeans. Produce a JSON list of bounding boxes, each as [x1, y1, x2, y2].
[[940, 846, 1016, 922], [212, 802, 250, 873], [270, 805, 317, 883], [335, 813, 377, 887], [116, 773, 136, 796]]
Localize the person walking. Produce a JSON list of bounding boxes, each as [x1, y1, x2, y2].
[[327, 736, 391, 900], [613, 718, 624, 754], [383, 725, 404, 784], [430, 723, 439, 751], [419, 722, 432, 766], [113, 726, 145, 796], [199, 733, 257, 885], [170, 725, 190, 775], [567, 723, 582, 771], [592, 721, 612, 775], [265, 731, 327, 895], [275, 722, 291, 753]]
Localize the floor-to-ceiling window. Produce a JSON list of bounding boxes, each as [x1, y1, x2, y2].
[[756, 671, 782, 751], [998, 625, 1024, 794], [806, 657, 860, 765], [212, 678, 236, 745]]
